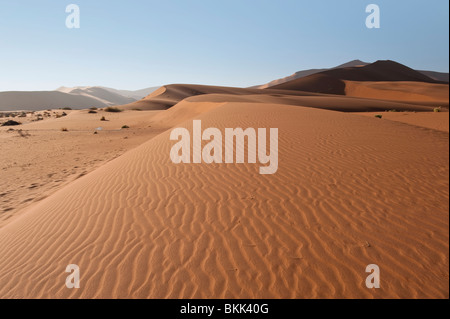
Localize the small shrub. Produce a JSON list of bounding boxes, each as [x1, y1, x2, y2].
[[100, 116, 106, 121], [61, 127, 68, 132], [434, 107, 441, 113], [88, 110, 97, 114], [1, 120, 21, 126], [374, 115, 383, 119], [121, 125, 130, 129], [104, 107, 122, 113]]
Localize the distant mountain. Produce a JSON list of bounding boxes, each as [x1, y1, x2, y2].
[[254, 60, 448, 89], [99, 86, 160, 100], [0, 85, 161, 112], [56, 86, 136, 106], [0, 91, 110, 112], [270, 60, 442, 95], [57, 86, 160, 102]]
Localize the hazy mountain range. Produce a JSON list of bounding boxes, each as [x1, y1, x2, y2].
[[1, 60, 448, 112], [0, 86, 159, 112]]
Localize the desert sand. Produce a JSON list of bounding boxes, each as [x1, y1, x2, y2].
[[0, 109, 165, 227], [0, 61, 448, 299], [354, 111, 449, 133]]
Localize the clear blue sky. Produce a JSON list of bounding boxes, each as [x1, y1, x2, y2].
[[0, 0, 448, 91]]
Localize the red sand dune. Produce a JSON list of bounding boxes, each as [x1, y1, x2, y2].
[[0, 101, 448, 298]]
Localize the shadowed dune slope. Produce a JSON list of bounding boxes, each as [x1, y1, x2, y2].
[[0, 102, 448, 299], [270, 73, 347, 95]]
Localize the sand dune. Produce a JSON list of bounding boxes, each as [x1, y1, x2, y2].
[[121, 82, 441, 113], [0, 100, 448, 298], [120, 84, 322, 110]]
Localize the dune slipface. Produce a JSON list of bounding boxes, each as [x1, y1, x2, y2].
[[0, 102, 448, 298]]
